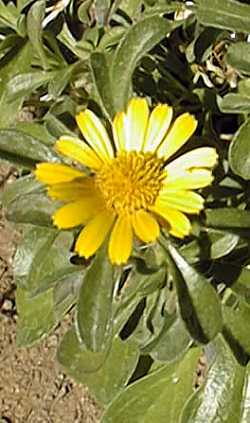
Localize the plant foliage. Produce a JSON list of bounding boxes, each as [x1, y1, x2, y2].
[[2, 0, 250, 421]]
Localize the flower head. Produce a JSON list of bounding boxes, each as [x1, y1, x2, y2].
[[35, 98, 217, 264]]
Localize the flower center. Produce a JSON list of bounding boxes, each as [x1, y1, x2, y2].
[[95, 152, 166, 214]]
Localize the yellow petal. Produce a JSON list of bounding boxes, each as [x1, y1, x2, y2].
[[55, 136, 103, 170], [163, 169, 214, 190], [152, 203, 191, 238], [112, 111, 128, 152], [53, 196, 101, 228], [132, 209, 159, 242], [76, 109, 114, 160], [47, 177, 95, 201], [157, 113, 197, 160], [143, 104, 173, 152], [75, 211, 115, 258], [35, 163, 84, 184], [109, 214, 133, 264], [166, 147, 218, 175], [125, 98, 149, 151], [156, 191, 204, 214]]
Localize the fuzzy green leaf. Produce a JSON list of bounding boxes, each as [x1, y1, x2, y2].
[[110, 16, 173, 111], [227, 42, 250, 76], [58, 327, 108, 374], [0, 41, 33, 127], [3, 176, 57, 226], [181, 337, 249, 423], [90, 52, 116, 119], [26, 0, 48, 70], [0, 129, 58, 167], [218, 94, 250, 114], [14, 225, 83, 296], [15, 122, 55, 146], [197, 0, 250, 33], [0, 0, 18, 32], [16, 286, 55, 346], [16, 278, 79, 347], [102, 347, 201, 423], [76, 246, 114, 352], [223, 298, 250, 363], [167, 242, 222, 343], [6, 71, 55, 100], [229, 118, 250, 180], [58, 329, 139, 405], [206, 208, 250, 228], [142, 313, 191, 362], [181, 229, 239, 264]]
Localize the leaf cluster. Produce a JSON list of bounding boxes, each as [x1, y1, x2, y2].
[[1, 0, 250, 421]]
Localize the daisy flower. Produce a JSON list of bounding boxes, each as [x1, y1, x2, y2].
[[35, 98, 217, 264]]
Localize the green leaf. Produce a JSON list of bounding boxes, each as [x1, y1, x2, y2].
[[0, 39, 29, 85], [3, 176, 56, 227], [57, 23, 92, 60], [78, 0, 92, 24], [203, 229, 239, 260], [95, 0, 110, 25], [16, 286, 56, 346], [181, 229, 239, 264], [0, 41, 33, 127], [144, 2, 184, 17], [213, 262, 250, 301], [2, 175, 41, 207], [58, 327, 108, 374], [119, 0, 142, 18], [44, 113, 76, 138], [76, 246, 114, 352], [14, 225, 82, 295], [118, 266, 166, 303], [223, 298, 250, 362], [48, 65, 76, 98], [0, 0, 18, 32], [229, 117, 250, 180], [102, 347, 201, 423], [16, 277, 79, 347], [0, 33, 19, 57], [227, 42, 250, 76], [90, 52, 116, 119], [58, 329, 139, 405], [218, 94, 250, 114], [48, 95, 77, 117], [26, 0, 48, 70], [181, 336, 247, 423], [6, 192, 56, 226], [113, 268, 165, 338], [142, 313, 192, 362], [110, 16, 173, 111], [6, 193, 56, 226], [15, 122, 55, 146], [6, 71, 55, 100], [196, 0, 250, 33], [166, 242, 222, 343], [0, 129, 58, 167], [127, 289, 167, 347], [206, 208, 250, 229], [53, 272, 83, 319], [98, 27, 126, 51], [17, 0, 35, 12], [113, 294, 143, 336]]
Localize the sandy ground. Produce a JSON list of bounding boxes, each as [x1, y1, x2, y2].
[[0, 164, 102, 423]]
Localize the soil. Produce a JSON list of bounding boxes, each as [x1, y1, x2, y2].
[[0, 164, 102, 423]]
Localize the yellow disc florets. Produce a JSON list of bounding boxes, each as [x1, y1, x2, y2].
[[95, 152, 166, 214]]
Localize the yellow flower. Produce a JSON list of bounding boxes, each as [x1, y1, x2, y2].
[[35, 98, 217, 264]]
